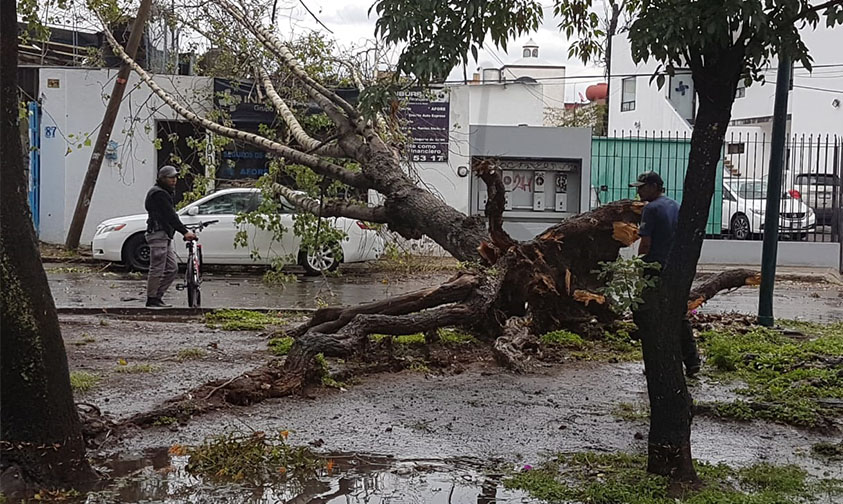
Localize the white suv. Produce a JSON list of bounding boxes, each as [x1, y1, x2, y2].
[[722, 178, 816, 239], [793, 172, 839, 225]]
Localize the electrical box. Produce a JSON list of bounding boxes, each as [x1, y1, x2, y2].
[[555, 172, 568, 211], [468, 125, 592, 242], [533, 171, 546, 211]]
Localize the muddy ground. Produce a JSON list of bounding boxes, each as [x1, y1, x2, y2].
[[58, 267, 843, 490]]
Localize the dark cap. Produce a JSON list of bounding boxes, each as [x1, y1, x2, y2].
[[158, 165, 178, 179], [629, 171, 664, 188]]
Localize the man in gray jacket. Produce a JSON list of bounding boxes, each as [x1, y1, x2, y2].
[[144, 165, 195, 307]]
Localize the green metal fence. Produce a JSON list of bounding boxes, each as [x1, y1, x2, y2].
[[591, 133, 724, 235]]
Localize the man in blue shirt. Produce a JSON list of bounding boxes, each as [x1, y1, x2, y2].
[[630, 171, 701, 377]]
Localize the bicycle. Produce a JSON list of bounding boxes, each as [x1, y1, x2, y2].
[[175, 220, 217, 308]]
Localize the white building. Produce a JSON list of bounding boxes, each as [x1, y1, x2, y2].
[[34, 67, 214, 245], [477, 40, 567, 125], [607, 24, 843, 179], [31, 66, 576, 247]]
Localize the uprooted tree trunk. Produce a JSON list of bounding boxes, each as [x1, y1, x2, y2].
[[116, 166, 758, 430], [1, 0, 98, 489]]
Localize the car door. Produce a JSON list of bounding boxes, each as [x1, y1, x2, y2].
[[190, 191, 259, 263], [239, 195, 301, 265], [722, 182, 738, 231]]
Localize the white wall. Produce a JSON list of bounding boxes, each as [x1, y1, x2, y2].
[[607, 36, 692, 135], [465, 83, 545, 127], [38, 68, 213, 245], [608, 23, 842, 137], [504, 65, 567, 110]]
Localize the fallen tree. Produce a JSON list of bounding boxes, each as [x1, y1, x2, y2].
[[78, 4, 763, 435], [112, 187, 757, 430]]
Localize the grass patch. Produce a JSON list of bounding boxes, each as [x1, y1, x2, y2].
[[153, 416, 178, 427], [114, 363, 161, 374], [269, 336, 295, 356], [697, 323, 843, 427], [369, 332, 425, 345], [812, 440, 843, 461], [177, 347, 207, 361], [127, 271, 143, 280], [437, 328, 477, 344], [545, 325, 642, 363], [69, 371, 100, 393], [47, 266, 92, 274], [370, 328, 477, 346], [181, 430, 322, 484], [314, 353, 347, 388], [72, 333, 96, 346], [205, 309, 282, 331], [541, 330, 584, 348], [612, 402, 650, 421], [504, 452, 841, 504]]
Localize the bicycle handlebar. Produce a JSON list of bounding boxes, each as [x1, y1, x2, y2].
[[185, 219, 219, 232]]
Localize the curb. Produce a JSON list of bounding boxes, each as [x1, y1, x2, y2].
[[56, 307, 317, 316]]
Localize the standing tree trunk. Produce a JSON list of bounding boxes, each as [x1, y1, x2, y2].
[[639, 46, 744, 486], [0, 0, 97, 490]]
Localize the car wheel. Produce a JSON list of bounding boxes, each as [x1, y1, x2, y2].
[[731, 214, 751, 240], [300, 242, 341, 276], [122, 233, 150, 271]]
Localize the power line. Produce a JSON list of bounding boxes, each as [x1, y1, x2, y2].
[[437, 63, 843, 85]]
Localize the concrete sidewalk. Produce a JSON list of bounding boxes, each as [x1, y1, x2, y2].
[[697, 264, 842, 284]]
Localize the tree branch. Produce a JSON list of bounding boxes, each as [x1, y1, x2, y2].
[[99, 22, 371, 190], [257, 67, 346, 158], [268, 183, 388, 222], [793, 0, 843, 22], [216, 0, 359, 122]]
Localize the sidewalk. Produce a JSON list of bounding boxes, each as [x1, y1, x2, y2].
[[696, 264, 842, 285]]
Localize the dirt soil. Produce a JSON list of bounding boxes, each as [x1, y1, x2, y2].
[[62, 309, 843, 481]]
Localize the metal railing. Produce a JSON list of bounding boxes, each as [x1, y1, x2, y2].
[[591, 132, 842, 244]]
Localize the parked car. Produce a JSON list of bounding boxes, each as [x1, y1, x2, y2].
[[722, 178, 816, 239], [793, 172, 839, 225], [92, 188, 385, 274]]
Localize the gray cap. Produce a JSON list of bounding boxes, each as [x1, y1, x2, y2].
[[158, 165, 178, 179]]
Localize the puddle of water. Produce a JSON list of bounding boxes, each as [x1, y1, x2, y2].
[[81, 448, 536, 504]]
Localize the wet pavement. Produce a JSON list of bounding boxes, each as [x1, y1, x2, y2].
[[88, 449, 531, 503], [46, 262, 452, 310], [47, 262, 843, 322]]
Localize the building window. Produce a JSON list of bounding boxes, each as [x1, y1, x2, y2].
[[523, 48, 531, 57], [532, 48, 538, 57], [727, 143, 745, 154], [621, 77, 636, 112], [736, 82, 746, 99]]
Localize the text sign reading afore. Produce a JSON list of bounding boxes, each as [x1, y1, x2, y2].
[[399, 90, 450, 163]]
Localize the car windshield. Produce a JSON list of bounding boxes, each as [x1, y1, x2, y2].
[[733, 181, 767, 200]]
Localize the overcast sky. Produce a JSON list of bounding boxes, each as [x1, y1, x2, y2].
[[281, 0, 606, 102]]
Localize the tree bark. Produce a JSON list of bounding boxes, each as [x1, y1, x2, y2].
[[0, 0, 97, 490], [639, 46, 744, 483]]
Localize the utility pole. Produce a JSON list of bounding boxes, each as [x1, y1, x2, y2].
[[758, 54, 792, 327], [64, 0, 154, 249]]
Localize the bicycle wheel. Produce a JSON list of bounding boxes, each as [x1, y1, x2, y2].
[[186, 261, 201, 308]]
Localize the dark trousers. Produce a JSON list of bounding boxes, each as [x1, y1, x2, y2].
[[632, 278, 700, 370], [146, 232, 178, 299]]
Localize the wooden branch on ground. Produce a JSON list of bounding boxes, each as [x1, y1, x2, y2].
[[687, 269, 760, 311], [285, 274, 480, 338]]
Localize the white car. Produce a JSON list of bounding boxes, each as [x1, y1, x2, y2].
[[722, 178, 816, 240], [92, 188, 385, 274]]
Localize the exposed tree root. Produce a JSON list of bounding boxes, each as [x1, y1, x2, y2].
[[109, 170, 759, 432]]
